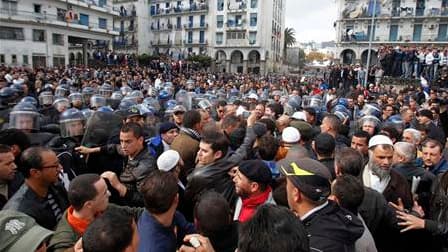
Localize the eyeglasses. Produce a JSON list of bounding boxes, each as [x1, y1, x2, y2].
[[174, 111, 185, 115]]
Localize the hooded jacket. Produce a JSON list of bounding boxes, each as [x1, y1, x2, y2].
[[302, 200, 364, 252]]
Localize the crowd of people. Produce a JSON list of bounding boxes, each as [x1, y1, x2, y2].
[[0, 60, 447, 252]]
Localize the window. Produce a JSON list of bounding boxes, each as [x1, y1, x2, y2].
[[217, 15, 224, 28], [443, 0, 448, 15], [23, 55, 28, 65], [389, 25, 399, 41], [249, 31, 257, 44], [2, 0, 17, 15], [199, 31, 205, 43], [33, 29, 46, 42], [187, 31, 193, 43], [79, 13, 89, 26], [52, 33, 64, 45], [177, 17, 181, 29], [216, 32, 223, 44], [0, 54, 4, 63], [188, 16, 193, 28], [57, 8, 66, 21], [367, 24, 376, 40], [99, 18, 107, 29], [98, 0, 107, 7], [235, 15, 243, 26], [226, 31, 245, 39], [413, 24, 422, 41], [53, 56, 65, 67], [34, 4, 41, 13], [251, 0, 258, 8], [437, 24, 448, 41], [200, 15, 205, 27], [217, 0, 224, 11], [416, 0, 425, 16], [250, 13, 257, 26], [11, 54, 17, 64], [0, 26, 24, 40]]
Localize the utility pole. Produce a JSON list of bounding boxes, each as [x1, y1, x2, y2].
[[364, 0, 377, 87]]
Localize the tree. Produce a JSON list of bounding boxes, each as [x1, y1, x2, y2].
[[306, 51, 326, 63], [283, 27, 297, 62], [187, 55, 212, 70]]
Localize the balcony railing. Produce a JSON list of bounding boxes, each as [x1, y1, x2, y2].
[[183, 39, 207, 45], [57, 0, 119, 15], [114, 41, 138, 49], [151, 24, 173, 31], [150, 40, 172, 47], [183, 23, 208, 29], [340, 32, 446, 43], [341, 6, 448, 19], [151, 3, 208, 16], [0, 9, 119, 35], [227, 1, 247, 13]]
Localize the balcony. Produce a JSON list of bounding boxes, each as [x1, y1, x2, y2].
[[112, 6, 137, 18], [340, 6, 448, 20], [57, 0, 119, 15], [340, 32, 446, 44], [227, 1, 247, 13], [114, 40, 138, 49], [151, 23, 173, 32], [151, 40, 172, 47], [183, 39, 208, 45], [113, 0, 138, 3], [183, 23, 208, 30], [0, 9, 119, 36], [151, 3, 208, 16]]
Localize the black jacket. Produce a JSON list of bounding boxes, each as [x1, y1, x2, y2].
[[303, 200, 364, 252], [3, 182, 69, 230]]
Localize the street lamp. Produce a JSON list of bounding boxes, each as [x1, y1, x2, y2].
[[364, 0, 377, 87]]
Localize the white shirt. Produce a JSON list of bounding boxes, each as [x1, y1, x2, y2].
[[300, 201, 329, 221]]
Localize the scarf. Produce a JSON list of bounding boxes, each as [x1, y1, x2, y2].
[[239, 187, 272, 223], [67, 206, 91, 235], [181, 127, 201, 141]]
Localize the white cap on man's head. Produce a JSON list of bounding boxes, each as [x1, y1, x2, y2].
[[282, 127, 301, 143], [157, 150, 180, 172], [368, 135, 393, 149], [291, 111, 307, 121]]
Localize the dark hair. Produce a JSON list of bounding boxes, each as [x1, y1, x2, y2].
[[120, 122, 144, 139], [68, 174, 102, 211], [20, 146, 51, 178], [314, 133, 335, 156], [323, 114, 341, 132], [238, 204, 309, 252], [217, 100, 227, 107], [332, 175, 365, 214], [267, 103, 284, 119], [380, 126, 400, 141], [422, 138, 443, 153], [194, 192, 232, 237], [141, 170, 178, 214], [352, 130, 370, 143], [183, 110, 202, 129], [201, 130, 229, 157], [258, 118, 277, 134], [83, 208, 134, 252], [221, 115, 241, 130], [0, 128, 31, 152], [257, 134, 279, 161], [335, 147, 364, 177], [0, 144, 12, 154], [303, 107, 316, 117]]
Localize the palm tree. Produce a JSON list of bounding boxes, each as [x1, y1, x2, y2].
[[283, 27, 297, 63]]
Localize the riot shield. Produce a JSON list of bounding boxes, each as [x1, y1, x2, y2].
[[81, 111, 123, 147]]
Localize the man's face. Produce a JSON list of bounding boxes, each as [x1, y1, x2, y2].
[[383, 106, 394, 117], [369, 145, 393, 179], [0, 151, 17, 182], [320, 118, 330, 133], [15, 115, 34, 131], [304, 111, 315, 124], [217, 106, 226, 120], [38, 151, 62, 184], [402, 131, 416, 144], [265, 107, 275, 118], [351, 136, 369, 155], [285, 178, 298, 211], [120, 131, 143, 157], [125, 116, 144, 127], [402, 110, 414, 123], [422, 146, 442, 167], [255, 105, 265, 119], [91, 178, 110, 213], [161, 128, 179, 145], [66, 121, 84, 137], [362, 121, 376, 136], [197, 142, 219, 166], [173, 111, 184, 125], [357, 95, 365, 105], [417, 115, 431, 125], [233, 169, 253, 198]]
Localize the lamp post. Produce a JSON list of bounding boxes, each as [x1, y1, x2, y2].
[[364, 0, 377, 87]]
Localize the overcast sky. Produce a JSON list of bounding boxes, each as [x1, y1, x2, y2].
[[285, 0, 338, 43]]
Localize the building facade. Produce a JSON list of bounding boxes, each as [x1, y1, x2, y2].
[[113, 0, 151, 54], [147, 0, 285, 74], [335, 0, 448, 65], [0, 0, 119, 67]]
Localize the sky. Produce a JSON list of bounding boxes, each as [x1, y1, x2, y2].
[[285, 0, 338, 43]]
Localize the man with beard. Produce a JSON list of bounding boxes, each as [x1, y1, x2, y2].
[[361, 135, 413, 209]]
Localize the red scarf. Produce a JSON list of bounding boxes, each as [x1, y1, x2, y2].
[[67, 206, 91, 235], [238, 187, 272, 223]]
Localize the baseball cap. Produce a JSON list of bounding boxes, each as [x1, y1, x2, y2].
[[278, 158, 331, 202], [157, 150, 181, 172], [238, 160, 272, 185], [0, 210, 54, 252], [282, 127, 301, 143], [159, 122, 179, 134], [173, 105, 186, 113], [368, 135, 393, 149]]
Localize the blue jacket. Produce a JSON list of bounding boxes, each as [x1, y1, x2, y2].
[[430, 158, 448, 175], [147, 135, 164, 158], [137, 210, 195, 252]]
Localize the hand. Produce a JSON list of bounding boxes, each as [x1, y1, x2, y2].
[[102, 171, 127, 197], [73, 238, 83, 252], [411, 200, 425, 218], [396, 211, 425, 232], [179, 234, 215, 252], [389, 197, 405, 212], [247, 111, 257, 127], [75, 146, 95, 154]]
